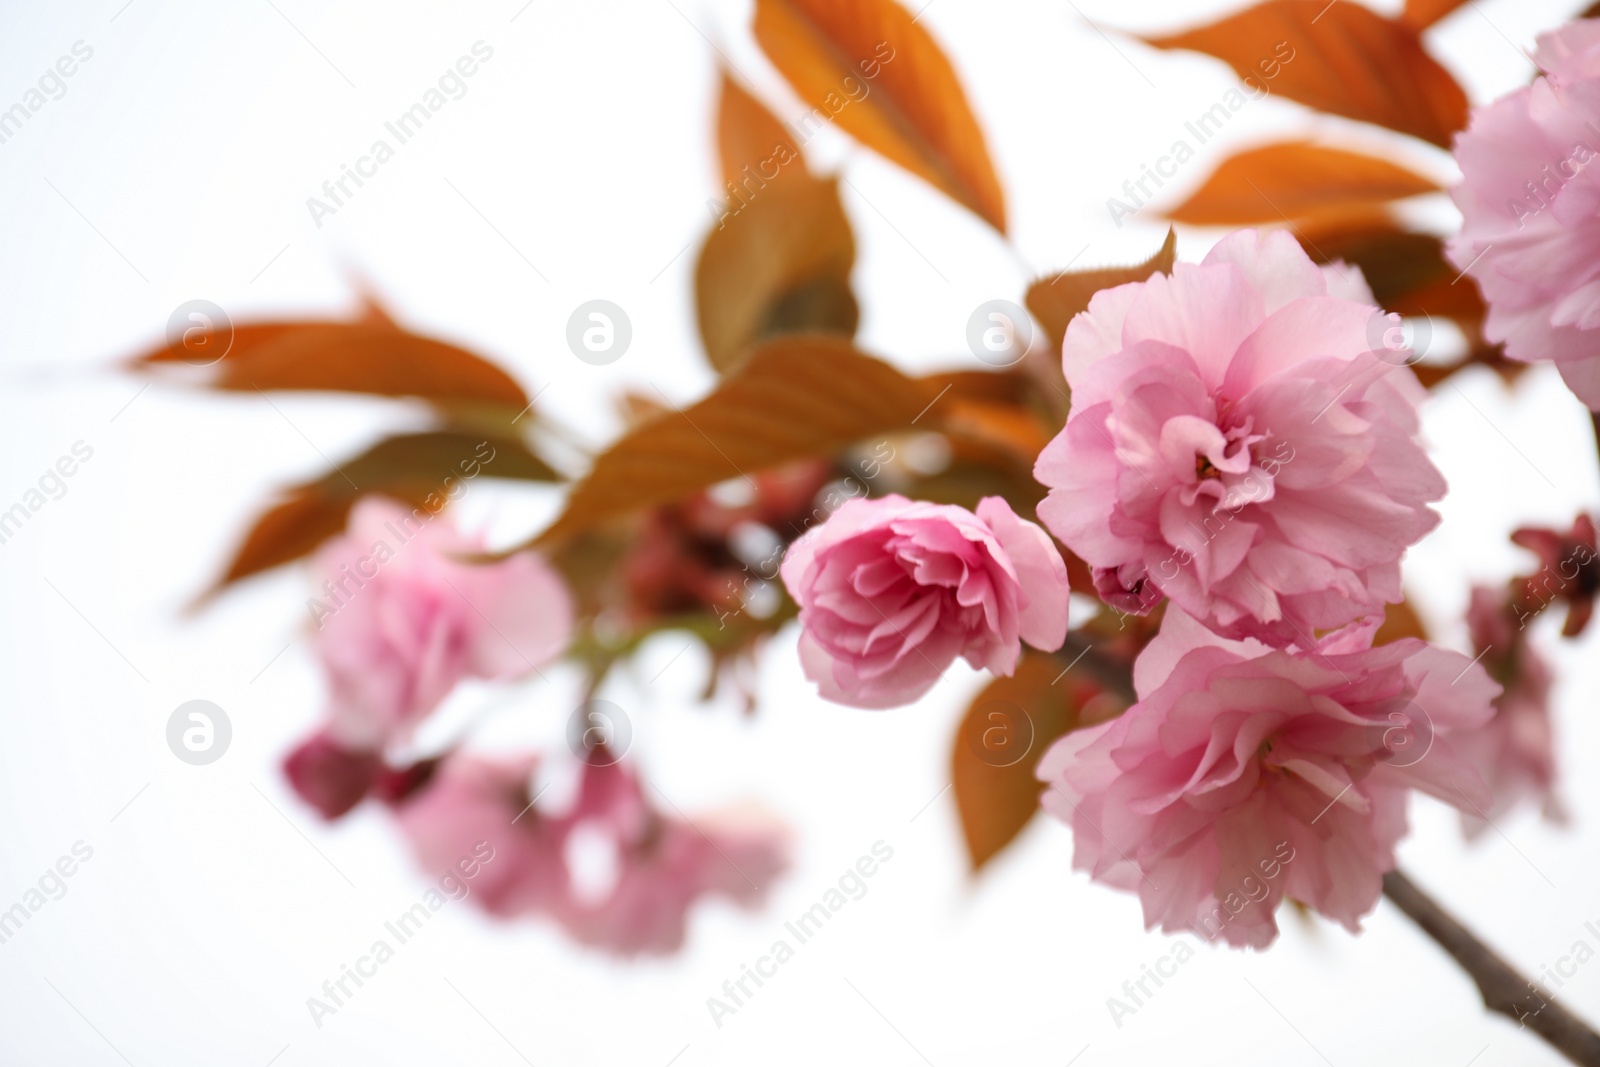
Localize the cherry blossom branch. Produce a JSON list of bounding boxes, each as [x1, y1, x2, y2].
[[1382, 869, 1600, 1066], [1065, 638, 1599, 1062], [1058, 632, 1137, 705]]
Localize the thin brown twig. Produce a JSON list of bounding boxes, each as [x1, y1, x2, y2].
[[1591, 411, 1600, 478], [1382, 868, 1600, 1066], [1057, 632, 1137, 705], [1061, 618, 1597, 1062]]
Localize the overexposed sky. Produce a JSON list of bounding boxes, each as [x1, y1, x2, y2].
[[2, 0, 1598, 1064]]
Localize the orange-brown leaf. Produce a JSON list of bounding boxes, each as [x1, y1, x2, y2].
[[1165, 142, 1439, 226], [753, 0, 1006, 230], [1289, 213, 1518, 387], [1401, 0, 1470, 29], [208, 431, 558, 595], [695, 175, 859, 373], [1025, 229, 1177, 358], [939, 397, 1054, 473], [218, 488, 393, 593], [1143, 0, 1469, 148], [538, 337, 937, 544], [717, 73, 804, 191], [952, 652, 1090, 872], [1292, 213, 1483, 319], [927, 368, 1037, 406], [135, 319, 528, 410]]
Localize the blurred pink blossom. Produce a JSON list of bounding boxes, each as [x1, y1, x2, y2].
[[1034, 229, 1444, 647], [1456, 586, 1565, 836], [1510, 514, 1600, 637], [310, 496, 572, 751], [392, 752, 788, 955], [392, 752, 574, 916], [779, 494, 1070, 708], [282, 729, 382, 820], [1037, 608, 1498, 949], [1448, 20, 1600, 409], [558, 761, 789, 955]]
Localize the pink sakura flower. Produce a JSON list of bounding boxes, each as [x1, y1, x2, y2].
[[1033, 229, 1445, 647], [392, 752, 573, 916], [1037, 608, 1498, 949], [310, 496, 572, 751], [392, 752, 788, 955], [1456, 586, 1565, 836], [779, 494, 1070, 708], [1447, 20, 1600, 409], [558, 763, 789, 955]]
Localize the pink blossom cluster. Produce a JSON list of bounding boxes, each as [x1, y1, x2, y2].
[[395, 753, 788, 955], [1027, 232, 1503, 947], [782, 232, 1518, 949], [284, 498, 787, 953]]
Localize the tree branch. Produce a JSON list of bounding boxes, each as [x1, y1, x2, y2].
[[1591, 411, 1600, 479], [1058, 631, 1137, 705], [1054, 630, 1599, 1062], [1383, 868, 1600, 1066]]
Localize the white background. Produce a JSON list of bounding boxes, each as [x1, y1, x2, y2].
[[1, 0, 1598, 1064]]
